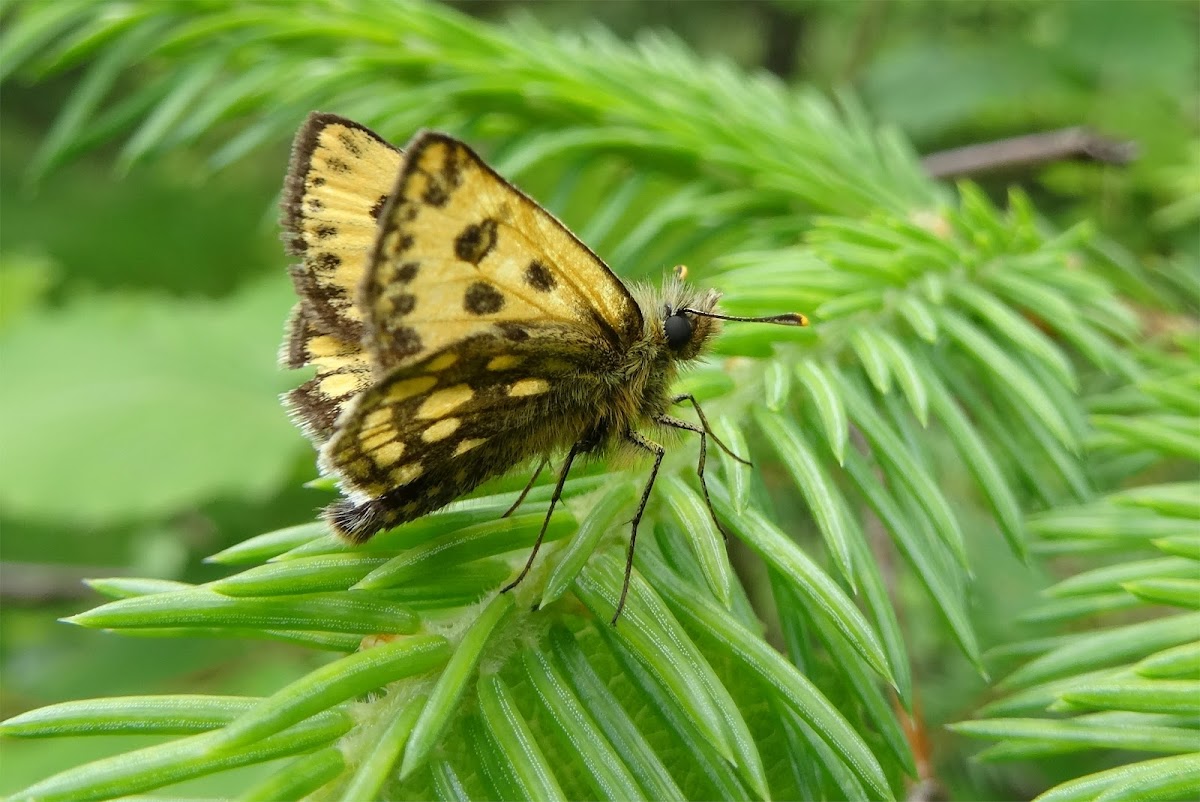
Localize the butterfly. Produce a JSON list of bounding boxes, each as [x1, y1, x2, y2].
[[280, 112, 806, 621]]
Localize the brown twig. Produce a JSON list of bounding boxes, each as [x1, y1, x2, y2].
[[922, 126, 1138, 179]]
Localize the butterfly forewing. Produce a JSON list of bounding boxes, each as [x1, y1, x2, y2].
[[282, 114, 403, 338], [280, 114, 403, 441], [361, 132, 644, 375]]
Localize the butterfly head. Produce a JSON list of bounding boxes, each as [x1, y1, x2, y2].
[[657, 279, 722, 361], [650, 265, 809, 363]]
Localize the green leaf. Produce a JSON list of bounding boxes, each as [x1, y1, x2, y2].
[[762, 359, 791, 411], [574, 557, 747, 778], [849, 328, 894, 394], [840, 379, 969, 569], [206, 523, 329, 565], [754, 407, 857, 587], [1001, 612, 1200, 690], [938, 308, 1078, 451], [547, 627, 686, 801], [1018, 592, 1141, 626], [795, 359, 848, 464], [0, 0, 91, 83], [0, 283, 301, 525], [1037, 753, 1200, 802], [216, 633, 449, 749], [117, 50, 227, 170], [477, 675, 567, 802], [713, 414, 754, 510], [1154, 536, 1200, 561], [917, 357, 1028, 561], [838, 449, 981, 668], [1123, 577, 1200, 609], [873, 329, 929, 425], [30, 13, 171, 177], [521, 647, 645, 801], [951, 716, 1200, 756], [893, 293, 939, 342], [238, 747, 344, 802], [12, 711, 352, 802], [464, 712, 524, 800], [718, 501, 895, 686], [1046, 557, 1198, 597], [337, 693, 426, 802], [84, 577, 193, 599], [1029, 506, 1195, 542], [1110, 482, 1200, 518], [354, 510, 575, 589], [1058, 678, 1200, 715], [541, 480, 637, 608], [1134, 642, 1200, 680], [1092, 414, 1200, 461], [597, 627, 750, 799], [212, 553, 390, 596], [660, 472, 734, 608], [948, 281, 1078, 391], [67, 587, 420, 635], [645, 550, 895, 800], [401, 595, 514, 778], [0, 695, 255, 738]]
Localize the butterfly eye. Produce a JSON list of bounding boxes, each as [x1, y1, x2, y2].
[[664, 313, 692, 350]]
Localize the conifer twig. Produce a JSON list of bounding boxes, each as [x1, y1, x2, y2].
[[922, 127, 1138, 179]]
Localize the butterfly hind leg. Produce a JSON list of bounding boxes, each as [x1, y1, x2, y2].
[[501, 446, 582, 595], [501, 458, 549, 518], [671, 393, 751, 466], [615, 430, 666, 624], [655, 413, 731, 543]]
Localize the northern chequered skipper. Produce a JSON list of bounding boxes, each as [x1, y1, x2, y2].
[[281, 113, 806, 621]]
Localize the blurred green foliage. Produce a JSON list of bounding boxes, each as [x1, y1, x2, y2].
[[0, 0, 1195, 799]]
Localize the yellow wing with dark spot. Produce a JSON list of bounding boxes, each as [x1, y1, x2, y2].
[[280, 113, 403, 441], [360, 132, 644, 375]]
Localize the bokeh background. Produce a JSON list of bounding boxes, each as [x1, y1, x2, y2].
[[1, 0, 1196, 797]]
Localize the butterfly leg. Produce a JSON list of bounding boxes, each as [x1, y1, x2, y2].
[[615, 430, 665, 624], [671, 393, 751, 465], [656, 413, 730, 542], [500, 444, 583, 595], [502, 458, 548, 518]]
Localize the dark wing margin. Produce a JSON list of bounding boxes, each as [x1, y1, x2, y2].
[[280, 112, 399, 258]]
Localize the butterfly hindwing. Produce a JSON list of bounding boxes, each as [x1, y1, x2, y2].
[[321, 330, 596, 540], [281, 306, 374, 442], [360, 131, 645, 375]]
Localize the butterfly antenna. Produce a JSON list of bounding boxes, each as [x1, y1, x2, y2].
[[681, 309, 809, 326]]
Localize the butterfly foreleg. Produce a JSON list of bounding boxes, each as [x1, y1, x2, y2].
[[615, 430, 665, 625], [656, 413, 730, 543], [502, 458, 549, 518], [671, 393, 751, 465], [501, 445, 583, 596]]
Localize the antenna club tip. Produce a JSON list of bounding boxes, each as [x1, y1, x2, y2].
[[791, 312, 810, 327]]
